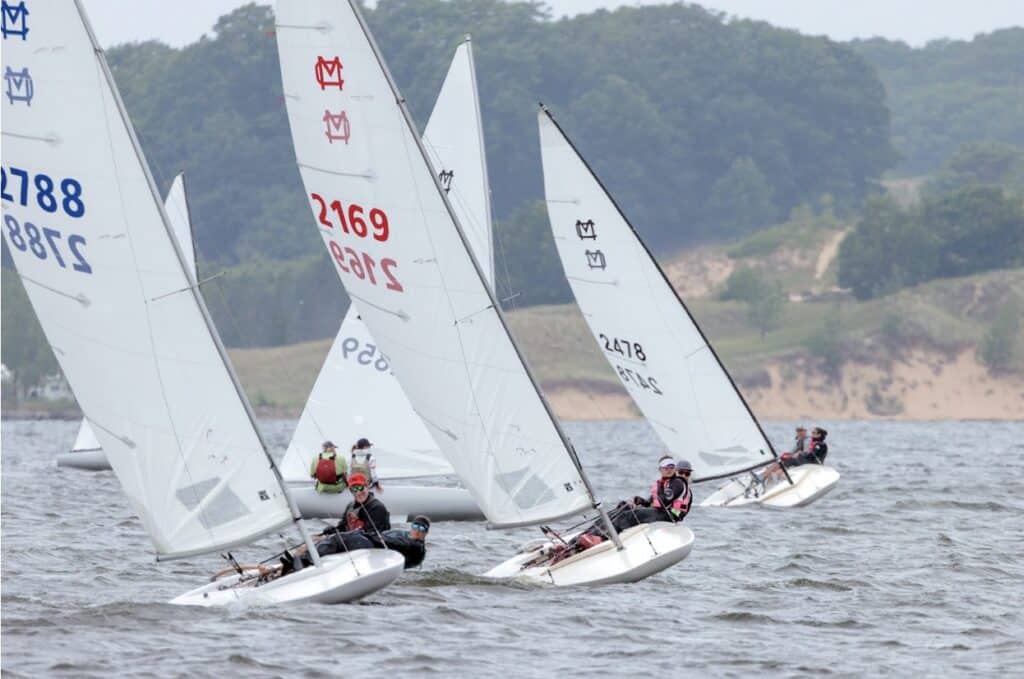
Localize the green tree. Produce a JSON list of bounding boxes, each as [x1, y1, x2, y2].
[[924, 141, 1024, 197], [852, 29, 1024, 174], [837, 196, 938, 299], [707, 157, 778, 237], [923, 186, 1024, 279], [978, 297, 1021, 374], [720, 266, 766, 302], [747, 280, 787, 339], [805, 307, 844, 378]]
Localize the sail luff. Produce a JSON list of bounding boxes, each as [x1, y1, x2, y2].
[[345, 1, 595, 518], [177, 173, 200, 279], [539, 105, 778, 481], [70, 0, 309, 552], [463, 37, 496, 288]]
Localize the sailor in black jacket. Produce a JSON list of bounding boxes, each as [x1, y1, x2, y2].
[[370, 515, 431, 569], [324, 472, 391, 535]]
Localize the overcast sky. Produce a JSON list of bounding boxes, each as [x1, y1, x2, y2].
[[81, 0, 1023, 48]]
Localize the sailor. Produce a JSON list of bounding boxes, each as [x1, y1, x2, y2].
[[350, 438, 381, 492], [371, 515, 431, 569], [761, 426, 827, 483], [282, 473, 391, 573], [806, 427, 828, 464], [310, 440, 348, 493], [333, 472, 390, 534], [610, 455, 692, 532]]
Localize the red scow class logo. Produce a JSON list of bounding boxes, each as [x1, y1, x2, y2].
[[314, 56, 345, 90], [323, 110, 350, 144]]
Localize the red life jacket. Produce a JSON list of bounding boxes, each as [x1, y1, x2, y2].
[[650, 477, 691, 516], [315, 452, 339, 485]]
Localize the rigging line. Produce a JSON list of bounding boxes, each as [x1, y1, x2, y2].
[[298, 161, 375, 180], [149, 271, 226, 302], [347, 292, 410, 321], [88, 417, 137, 449], [18, 274, 90, 307], [566, 275, 619, 287], [2, 131, 59, 143], [90, 49, 216, 545], [274, 22, 330, 32]]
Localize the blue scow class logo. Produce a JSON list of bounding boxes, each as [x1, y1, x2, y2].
[[1, 1, 29, 40], [4, 66, 33, 105]]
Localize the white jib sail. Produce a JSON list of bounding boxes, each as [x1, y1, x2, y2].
[[2, 0, 293, 558], [275, 1, 592, 526], [72, 173, 195, 458], [71, 418, 102, 453], [279, 310, 455, 482], [539, 109, 775, 480], [280, 40, 493, 484]]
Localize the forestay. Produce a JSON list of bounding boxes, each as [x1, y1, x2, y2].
[[281, 40, 492, 484], [275, 1, 592, 526], [2, 0, 293, 558], [70, 173, 195, 458], [539, 109, 776, 481]]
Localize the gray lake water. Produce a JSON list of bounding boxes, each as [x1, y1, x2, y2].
[[2, 419, 1023, 677]]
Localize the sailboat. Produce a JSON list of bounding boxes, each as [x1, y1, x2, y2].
[[56, 173, 195, 472], [3, 0, 403, 606], [537, 106, 840, 509], [275, 0, 693, 585], [280, 38, 492, 522]]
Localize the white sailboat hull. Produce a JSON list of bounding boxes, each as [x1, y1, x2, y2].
[[56, 449, 110, 471], [290, 484, 484, 522], [701, 464, 840, 509], [170, 550, 405, 607], [484, 522, 694, 586]]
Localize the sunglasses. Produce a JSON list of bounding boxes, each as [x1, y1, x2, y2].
[[411, 523, 428, 532], [349, 485, 367, 492], [660, 464, 676, 470]]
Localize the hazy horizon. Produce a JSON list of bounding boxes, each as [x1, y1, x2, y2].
[[80, 0, 1022, 49]]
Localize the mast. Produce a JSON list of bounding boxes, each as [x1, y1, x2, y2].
[[348, 1, 622, 546], [463, 35, 496, 289], [539, 104, 783, 485], [73, 0, 323, 564]]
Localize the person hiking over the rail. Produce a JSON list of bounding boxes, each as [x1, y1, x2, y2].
[[760, 426, 828, 486], [586, 456, 692, 537], [371, 515, 431, 569], [310, 440, 348, 493], [280, 473, 391, 574]]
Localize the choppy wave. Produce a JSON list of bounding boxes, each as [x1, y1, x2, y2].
[[3, 419, 1024, 676]]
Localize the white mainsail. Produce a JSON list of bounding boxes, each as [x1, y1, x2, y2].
[[539, 108, 776, 481], [275, 1, 593, 527], [280, 40, 492, 484], [70, 173, 195, 461], [2, 0, 294, 559]]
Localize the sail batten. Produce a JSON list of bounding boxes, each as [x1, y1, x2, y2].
[[276, 1, 592, 526], [4, 1, 294, 558], [539, 107, 776, 482]]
